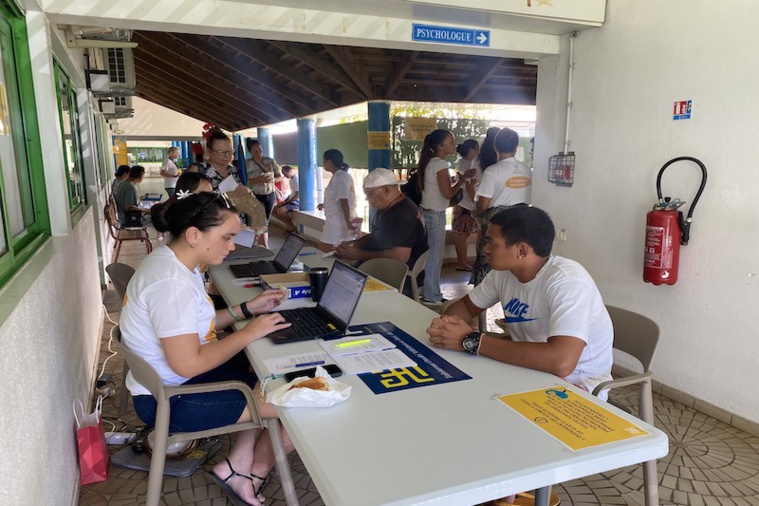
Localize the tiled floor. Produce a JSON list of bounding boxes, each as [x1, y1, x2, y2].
[[82, 197, 759, 505]]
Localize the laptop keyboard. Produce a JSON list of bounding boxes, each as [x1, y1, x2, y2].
[[245, 262, 279, 276], [281, 308, 334, 336]]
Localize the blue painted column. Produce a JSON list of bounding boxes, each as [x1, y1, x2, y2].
[[367, 101, 391, 171], [297, 118, 316, 211], [180, 141, 189, 168], [258, 127, 274, 158]]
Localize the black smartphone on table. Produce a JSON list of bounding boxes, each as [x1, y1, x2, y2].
[[284, 364, 343, 382]]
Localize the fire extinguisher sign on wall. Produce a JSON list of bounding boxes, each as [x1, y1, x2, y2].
[[643, 157, 707, 286]]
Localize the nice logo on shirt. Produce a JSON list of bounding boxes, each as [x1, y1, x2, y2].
[[503, 297, 538, 323]]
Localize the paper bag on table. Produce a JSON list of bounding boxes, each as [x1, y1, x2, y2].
[[268, 366, 351, 408], [74, 396, 109, 485]]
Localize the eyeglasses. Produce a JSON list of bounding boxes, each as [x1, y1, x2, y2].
[[210, 148, 235, 156]]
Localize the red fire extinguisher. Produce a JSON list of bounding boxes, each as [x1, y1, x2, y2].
[[643, 157, 707, 285]]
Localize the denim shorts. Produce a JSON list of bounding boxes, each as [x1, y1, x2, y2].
[[133, 360, 257, 433]]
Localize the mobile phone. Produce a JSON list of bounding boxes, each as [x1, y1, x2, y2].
[[284, 364, 343, 382]]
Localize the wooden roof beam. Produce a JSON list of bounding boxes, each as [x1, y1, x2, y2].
[[267, 40, 366, 100], [464, 59, 505, 101], [215, 37, 341, 108], [384, 51, 418, 97], [322, 45, 375, 98]]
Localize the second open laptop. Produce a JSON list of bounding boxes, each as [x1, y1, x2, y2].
[[269, 261, 368, 344], [229, 233, 307, 278]]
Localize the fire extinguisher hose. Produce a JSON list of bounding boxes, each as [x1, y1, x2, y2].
[[655, 156, 708, 245]]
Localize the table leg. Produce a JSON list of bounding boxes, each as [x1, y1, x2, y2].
[[534, 485, 551, 506]]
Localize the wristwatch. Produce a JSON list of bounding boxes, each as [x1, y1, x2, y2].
[[462, 331, 481, 355]]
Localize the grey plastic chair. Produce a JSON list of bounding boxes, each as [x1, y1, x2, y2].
[[358, 258, 409, 292], [592, 305, 660, 506], [406, 250, 429, 302], [105, 262, 136, 414], [114, 325, 299, 506]]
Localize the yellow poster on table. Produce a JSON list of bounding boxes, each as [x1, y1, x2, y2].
[[497, 386, 648, 451]]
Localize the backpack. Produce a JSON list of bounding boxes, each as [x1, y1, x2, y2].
[[402, 170, 422, 206]]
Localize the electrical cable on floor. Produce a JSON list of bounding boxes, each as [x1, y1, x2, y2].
[[97, 303, 119, 384]]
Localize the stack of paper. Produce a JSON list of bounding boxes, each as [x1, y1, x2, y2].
[[319, 334, 416, 375]]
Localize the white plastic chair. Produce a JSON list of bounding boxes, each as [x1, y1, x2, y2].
[[359, 258, 409, 291], [114, 325, 299, 506], [105, 262, 136, 415]]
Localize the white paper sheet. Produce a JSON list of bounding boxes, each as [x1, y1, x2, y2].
[[218, 175, 240, 193], [234, 228, 256, 247], [319, 334, 396, 356], [333, 349, 417, 375], [263, 352, 335, 375]]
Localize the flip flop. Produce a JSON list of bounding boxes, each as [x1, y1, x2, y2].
[[207, 458, 265, 506]]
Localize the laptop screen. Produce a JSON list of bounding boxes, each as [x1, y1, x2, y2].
[[318, 261, 367, 329], [273, 234, 306, 270]]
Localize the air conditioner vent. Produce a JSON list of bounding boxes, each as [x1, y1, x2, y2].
[[106, 48, 136, 93]]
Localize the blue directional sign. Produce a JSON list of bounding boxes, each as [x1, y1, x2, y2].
[[412, 23, 490, 47]]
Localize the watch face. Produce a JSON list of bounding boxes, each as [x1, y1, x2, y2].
[[463, 333, 479, 352]]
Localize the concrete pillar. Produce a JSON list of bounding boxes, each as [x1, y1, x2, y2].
[[367, 100, 391, 171], [258, 127, 274, 158], [297, 118, 316, 211]]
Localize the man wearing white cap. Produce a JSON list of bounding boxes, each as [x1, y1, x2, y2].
[[335, 168, 428, 268]]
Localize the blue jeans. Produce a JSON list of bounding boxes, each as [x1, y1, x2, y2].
[[422, 209, 446, 302]]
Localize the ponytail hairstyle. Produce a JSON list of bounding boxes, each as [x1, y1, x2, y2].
[[323, 149, 349, 171], [479, 126, 501, 171], [151, 173, 213, 227], [152, 192, 237, 237], [416, 129, 452, 191], [456, 139, 479, 158]]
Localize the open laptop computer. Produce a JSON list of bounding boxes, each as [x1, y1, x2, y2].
[[269, 261, 368, 344], [229, 233, 307, 278]]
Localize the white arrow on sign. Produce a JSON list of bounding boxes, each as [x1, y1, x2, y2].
[[477, 32, 488, 45]]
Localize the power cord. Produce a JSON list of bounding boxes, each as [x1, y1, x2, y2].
[[96, 303, 120, 397]]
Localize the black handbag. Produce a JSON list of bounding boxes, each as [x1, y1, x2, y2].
[[123, 209, 144, 228], [449, 187, 464, 207]]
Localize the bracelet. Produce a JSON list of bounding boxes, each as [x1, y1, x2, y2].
[[239, 301, 254, 319], [226, 306, 244, 322]]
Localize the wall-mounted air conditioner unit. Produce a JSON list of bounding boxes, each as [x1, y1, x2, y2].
[[106, 47, 136, 95]]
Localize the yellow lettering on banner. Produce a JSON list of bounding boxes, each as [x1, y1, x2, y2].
[[505, 176, 532, 189], [379, 366, 435, 388], [497, 386, 648, 451], [404, 117, 437, 141], [367, 131, 391, 150]]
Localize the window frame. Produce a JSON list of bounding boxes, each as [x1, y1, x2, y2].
[[0, 0, 51, 286], [53, 59, 87, 213]]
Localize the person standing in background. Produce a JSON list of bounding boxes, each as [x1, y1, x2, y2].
[[452, 139, 480, 272], [317, 149, 357, 252], [246, 139, 282, 248], [160, 146, 181, 198], [418, 130, 475, 306], [471, 128, 532, 286]]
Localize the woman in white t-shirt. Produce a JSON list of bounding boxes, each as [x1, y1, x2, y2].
[[160, 146, 181, 198], [121, 192, 293, 506], [317, 149, 357, 252], [452, 139, 480, 271], [418, 129, 475, 305]]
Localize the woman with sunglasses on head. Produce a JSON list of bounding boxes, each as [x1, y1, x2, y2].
[[198, 129, 248, 199], [121, 193, 294, 506]]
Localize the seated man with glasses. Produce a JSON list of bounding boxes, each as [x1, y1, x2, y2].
[[334, 168, 428, 269]]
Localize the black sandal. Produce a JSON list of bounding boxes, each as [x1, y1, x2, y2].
[[207, 458, 264, 506]]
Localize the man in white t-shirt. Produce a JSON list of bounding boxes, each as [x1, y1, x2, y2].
[[475, 128, 532, 213], [427, 205, 613, 398]]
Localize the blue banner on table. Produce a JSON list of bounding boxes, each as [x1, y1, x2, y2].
[[345, 322, 471, 394]]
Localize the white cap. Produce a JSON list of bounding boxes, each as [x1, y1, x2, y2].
[[363, 168, 406, 189]]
